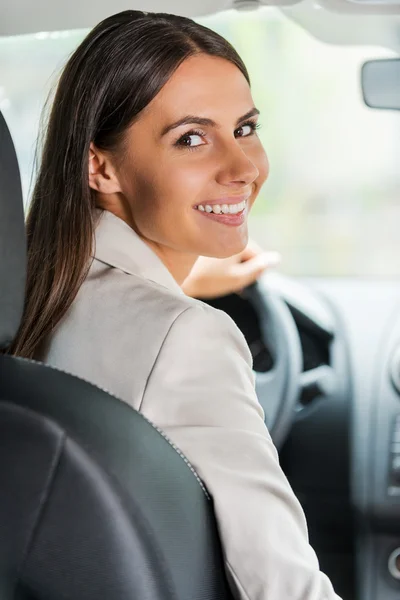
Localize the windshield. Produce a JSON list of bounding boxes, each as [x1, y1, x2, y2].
[[0, 8, 398, 277]]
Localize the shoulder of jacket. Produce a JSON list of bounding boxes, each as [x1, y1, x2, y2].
[[170, 301, 252, 363]]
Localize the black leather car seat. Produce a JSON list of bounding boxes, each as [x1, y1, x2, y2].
[[0, 110, 232, 600]]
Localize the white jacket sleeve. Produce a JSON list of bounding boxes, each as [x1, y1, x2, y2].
[[140, 303, 342, 600]]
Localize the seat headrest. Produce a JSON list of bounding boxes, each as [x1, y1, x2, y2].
[[0, 111, 26, 350]]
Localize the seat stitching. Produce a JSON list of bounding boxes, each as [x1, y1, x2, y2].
[[6, 355, 210, 501]]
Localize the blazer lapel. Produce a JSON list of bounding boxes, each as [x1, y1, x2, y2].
[[93, 209, 184, 295]]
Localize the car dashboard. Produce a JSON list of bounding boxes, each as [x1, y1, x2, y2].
[[210, 275, 400, 600], [278, 276, 400, 600]]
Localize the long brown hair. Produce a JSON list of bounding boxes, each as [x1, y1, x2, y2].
[[8, 10, 250, 358]]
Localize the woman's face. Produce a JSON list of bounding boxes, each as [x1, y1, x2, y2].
[[112, 53, 269, 272]]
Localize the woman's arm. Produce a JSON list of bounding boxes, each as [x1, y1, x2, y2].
[[139, 304, 341, 600]]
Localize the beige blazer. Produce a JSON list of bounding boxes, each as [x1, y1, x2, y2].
[[42, 209, 341, 600]]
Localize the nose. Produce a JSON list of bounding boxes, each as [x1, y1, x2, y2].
[[215, 140, 259, 187]]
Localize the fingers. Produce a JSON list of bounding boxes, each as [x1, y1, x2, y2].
[[262, 251, 281, 268], [237, 240, 264, 262], [232, 251, 281, 289]]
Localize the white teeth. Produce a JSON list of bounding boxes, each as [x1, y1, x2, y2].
[[196, 200, 247, 215]]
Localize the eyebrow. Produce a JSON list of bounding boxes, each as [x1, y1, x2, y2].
[[161, 107, 260, 136]]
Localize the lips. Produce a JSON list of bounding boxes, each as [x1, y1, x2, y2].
[[194, 202, 248, 227], [195, 193, 251, 210], [195, 191, 251, 215]]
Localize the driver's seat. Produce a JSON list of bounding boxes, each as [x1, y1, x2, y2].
[[0, 112, 232, 599]]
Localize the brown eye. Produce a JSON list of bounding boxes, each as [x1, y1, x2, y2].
[[176, 131, 205, 148], [235, 121, 260, 138]]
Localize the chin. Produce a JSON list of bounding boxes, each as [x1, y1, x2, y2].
[[201, 234, 248, 259]]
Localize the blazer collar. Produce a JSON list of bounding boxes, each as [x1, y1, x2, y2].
[[93, 209, 184, 295]]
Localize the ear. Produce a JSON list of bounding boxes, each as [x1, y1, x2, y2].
[[88, 142, 122, 194]]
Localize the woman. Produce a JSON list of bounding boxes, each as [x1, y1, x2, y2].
[[10, 11, 341, 600]]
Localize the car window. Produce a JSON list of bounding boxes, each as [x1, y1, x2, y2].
[[1, 8, 398, 277]]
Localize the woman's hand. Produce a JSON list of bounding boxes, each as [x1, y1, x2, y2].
[[182, 241, 281, 299]]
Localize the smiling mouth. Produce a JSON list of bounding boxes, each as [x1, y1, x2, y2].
[[194, 198, 248, 215], [193, 199, 248, 228]]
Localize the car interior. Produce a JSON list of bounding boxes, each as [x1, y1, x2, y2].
[[1, 1, 400, 599]]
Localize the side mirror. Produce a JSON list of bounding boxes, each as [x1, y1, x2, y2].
[[361, 58, 400, 111]]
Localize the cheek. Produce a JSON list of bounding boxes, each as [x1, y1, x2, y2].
[[152, 156, 213, 208], [124, 156, 210, 223]]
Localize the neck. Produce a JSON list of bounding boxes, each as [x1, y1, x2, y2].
[[97, 203, 197, 286], [145, 241, 198, 286]]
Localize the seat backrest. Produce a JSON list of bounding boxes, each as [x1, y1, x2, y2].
[[0, 113, 232, 600]]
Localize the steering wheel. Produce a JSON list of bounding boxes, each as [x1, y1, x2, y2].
[[204, 277, 302, 448]]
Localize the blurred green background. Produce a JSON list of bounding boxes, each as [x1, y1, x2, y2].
[[1, 7, 399, 276]]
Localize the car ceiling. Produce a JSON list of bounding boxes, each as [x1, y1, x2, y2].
[[1, 0, 400, 40]]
